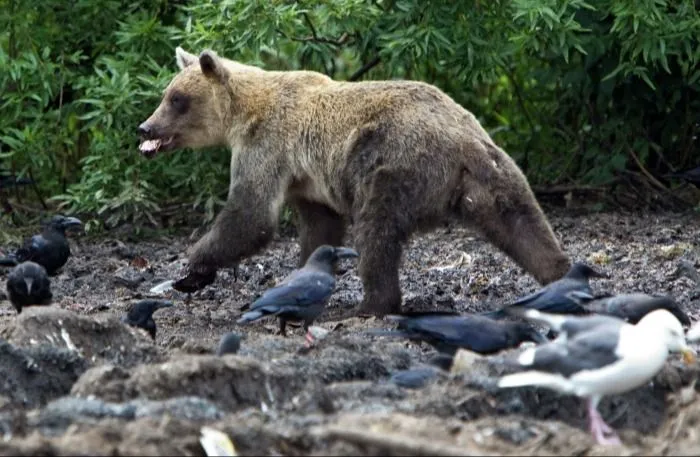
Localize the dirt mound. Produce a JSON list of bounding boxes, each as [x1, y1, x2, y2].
[[0, 307, 166, 368], [0, 416, 204, 456], [71, 334, 413, 412], [0, 338, 87, 409], [29, 395, 224, 436], [70, 355, 275, 411]]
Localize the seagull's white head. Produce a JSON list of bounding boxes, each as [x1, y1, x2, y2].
[[638, 309, 695, 364]]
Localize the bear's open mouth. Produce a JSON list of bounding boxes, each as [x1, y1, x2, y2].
[[138, 136, 175, 158]]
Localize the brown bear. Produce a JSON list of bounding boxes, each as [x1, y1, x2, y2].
[[138, 47, 571, 316]]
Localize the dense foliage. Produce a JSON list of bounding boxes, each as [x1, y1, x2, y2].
[[1, 0, 698, 229]]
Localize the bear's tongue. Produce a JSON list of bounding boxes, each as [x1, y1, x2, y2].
[[139, 139, 161, 153]]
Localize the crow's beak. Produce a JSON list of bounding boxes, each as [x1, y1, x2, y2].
[[529, 329, 549, 344], [592, 269, 610, 279], [155, 300, 174, 310], [335, 247, 359, 259], [61, 216, 83, 230]]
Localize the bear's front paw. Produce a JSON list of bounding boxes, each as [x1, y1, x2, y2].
[[172, 264, 218, 293]]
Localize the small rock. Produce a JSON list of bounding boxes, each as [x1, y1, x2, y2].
[[390, 366, 442, 389], [216, 332, 242, 356], [450, 349, 484, 375], [113, 266, 153, 290], [494, 422, 537, 445], [307, 326, 330, 341]]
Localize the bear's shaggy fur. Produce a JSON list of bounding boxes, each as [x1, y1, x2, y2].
[[138, 47, 571, 316]]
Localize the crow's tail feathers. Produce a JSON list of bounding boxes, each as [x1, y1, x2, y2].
[[363, 328, 412, 339], [237, 310, 265, 324], [479, 308, 509, 320], [0, 257, 18, 267]]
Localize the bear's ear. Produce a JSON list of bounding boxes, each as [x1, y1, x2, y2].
[[199, 50, 229, 84], [175, 47, 198, 70]]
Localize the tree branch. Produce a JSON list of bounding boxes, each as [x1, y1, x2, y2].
[[277, 13, 353, 47], [349, 57, 381, 81]]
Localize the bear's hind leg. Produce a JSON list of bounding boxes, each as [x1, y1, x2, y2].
[[292, 199, 347, 266]]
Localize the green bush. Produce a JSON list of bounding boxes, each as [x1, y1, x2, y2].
[[1, 0, 698, 232]]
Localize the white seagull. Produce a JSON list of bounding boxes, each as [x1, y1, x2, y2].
[[498, 309, 696, 445]]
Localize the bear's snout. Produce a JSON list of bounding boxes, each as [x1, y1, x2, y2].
[[138, 122, 154, 138]]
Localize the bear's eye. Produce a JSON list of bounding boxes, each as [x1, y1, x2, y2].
[[169, 92, 189, 114]]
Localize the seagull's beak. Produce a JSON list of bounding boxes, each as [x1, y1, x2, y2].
[[681, 346, 696, 365]]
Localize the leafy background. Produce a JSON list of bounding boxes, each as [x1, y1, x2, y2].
[[1, 0, 699, 232]]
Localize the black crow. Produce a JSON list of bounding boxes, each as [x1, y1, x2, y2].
[[0, 215, 83, 276], [5, 261, 52, 314], [237, 245, 359, 345], [368, 311, 548, 356], [484, 262, 607, 319], [121, 299, 173, 340]]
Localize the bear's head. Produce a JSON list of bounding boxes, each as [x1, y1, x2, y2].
[[138, 47, 239, 158]]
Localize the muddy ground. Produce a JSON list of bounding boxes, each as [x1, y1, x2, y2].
[[2, 208, 700, 455]]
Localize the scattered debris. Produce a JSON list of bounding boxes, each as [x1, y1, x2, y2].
[[200, 426, 237, 457], [587, 250, 612, 265], [149, 279, 175, 295], [427, 251, 472, 272]]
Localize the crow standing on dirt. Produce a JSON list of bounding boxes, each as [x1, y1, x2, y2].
[[367, 311, 548, 356], [5, 261, 53, 314], [121, 299, 174, 340], [585, 293, 690, 326], [482, 262, 608, 319], [237, 245, 359, 346], [0, 215, 83, 276]]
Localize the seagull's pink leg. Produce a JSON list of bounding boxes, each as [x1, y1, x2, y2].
[[587, 397, 622, 446], [304, 330, 316, 348]]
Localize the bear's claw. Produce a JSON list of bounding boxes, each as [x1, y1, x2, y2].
[[172, 266, 218, 293]]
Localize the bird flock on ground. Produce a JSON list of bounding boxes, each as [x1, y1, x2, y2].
[[2, 208, 700, 447]]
